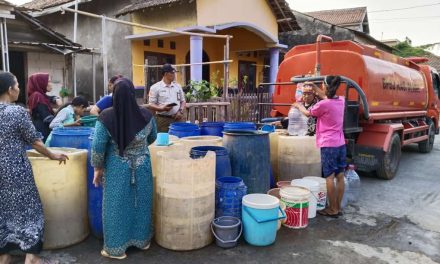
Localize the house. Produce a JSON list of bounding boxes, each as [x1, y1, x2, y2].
[[22, 0, 300, 98], [23, 0, 138, 100], [280, 8, 393, 54], [1, 0, 90, 105]]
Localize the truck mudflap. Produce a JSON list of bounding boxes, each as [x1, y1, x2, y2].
[[352, 145, 384, 172]]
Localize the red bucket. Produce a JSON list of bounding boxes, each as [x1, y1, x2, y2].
[[279, 186, 310, 229]]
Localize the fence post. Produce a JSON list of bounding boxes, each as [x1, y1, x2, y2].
[[143, 59, 149, 104]]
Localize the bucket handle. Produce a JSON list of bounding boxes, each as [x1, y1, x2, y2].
[[211, 220, 243, 244], [243, 206, 286, 224]]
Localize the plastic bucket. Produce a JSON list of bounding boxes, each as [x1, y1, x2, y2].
[[242, 194, 285, 246], [80, 115, 97, 127], [201, 122, 225, 137], [169, 122, 201, 138], [280, 186, 309, 229], [260, 124, 275, 133], [266, 188, 286, 230], [223, 122, 256, 131], [191, 146, 232, 179], [276, 181, 292, 188], [211, 216, 242, 249], [303, 176, 327, 211], [215, 176, 247, 218], [291, 179, 320, 218]]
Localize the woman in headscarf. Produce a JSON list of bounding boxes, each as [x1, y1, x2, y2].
[[27, 73, 61, 141], [0, 71, 68, 264], [91, 78, 157, 260]]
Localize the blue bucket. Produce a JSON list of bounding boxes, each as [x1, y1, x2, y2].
[[190, 146, 232, 179], [215, 176, 247, 218], [169, 122, 201, 138], [242, 194, 285, 246], [223, 122, 256, 131], [200, 122, 225, 137], [260, 125, 275, 133]]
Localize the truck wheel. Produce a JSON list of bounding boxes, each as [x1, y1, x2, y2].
[[376, 133, 401, 180], [418, 120, 435, 153]]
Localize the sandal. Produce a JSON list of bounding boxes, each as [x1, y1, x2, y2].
[[141, 242, 151, 251], [100, 249, 127, 260], [318, 209, 339, 218]]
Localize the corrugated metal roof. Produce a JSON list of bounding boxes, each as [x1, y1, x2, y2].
[[423, 53, 440, 72], [306, 7, 367, 26]]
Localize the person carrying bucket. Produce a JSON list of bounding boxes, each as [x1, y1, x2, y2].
[[293, 75, 346, 218]]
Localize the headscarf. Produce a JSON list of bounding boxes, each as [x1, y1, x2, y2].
[[27, 73, 53, 114], [99, 78, 153, 156]]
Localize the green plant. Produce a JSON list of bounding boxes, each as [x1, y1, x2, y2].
[[393, 41, 428, 57], [185, 80, 219, 102], [59, 87, 71, 98]]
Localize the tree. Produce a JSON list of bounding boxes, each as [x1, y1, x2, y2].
[[392, 41, 428, 57]]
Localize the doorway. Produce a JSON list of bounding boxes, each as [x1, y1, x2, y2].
[[9, 51, 27, 105], [185, 50, 210, 85], [238, 60, 256, 93], [144, 51, 176, 91]]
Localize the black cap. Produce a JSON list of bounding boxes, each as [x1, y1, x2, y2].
[[161, 63, 177, 74]]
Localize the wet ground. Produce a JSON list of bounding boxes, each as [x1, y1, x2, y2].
[[11, 140, 440, 264]]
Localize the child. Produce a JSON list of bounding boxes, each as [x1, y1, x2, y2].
[[45, 96, 89, 145], [294, 75, 346, 218]]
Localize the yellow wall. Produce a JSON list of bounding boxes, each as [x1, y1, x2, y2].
[[196, 0, 278, 40], [131, 28, 267, 87], [131, 1, 197, 35]]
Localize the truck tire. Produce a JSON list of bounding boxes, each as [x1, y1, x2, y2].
[[418, 119, 435, 153], [376, 133, 401, 180]]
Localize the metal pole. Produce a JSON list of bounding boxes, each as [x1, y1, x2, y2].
[[92, 53, 96, 103], [0, 20, 5, 71], [101, 16, 108, 95], [72, 1, 78, 97], [223, 36, 230, 100], [143, 59, 148, 104], [3, 18, 9, 72]]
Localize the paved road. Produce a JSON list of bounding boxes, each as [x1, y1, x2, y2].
[[12, 139, 440, 264]]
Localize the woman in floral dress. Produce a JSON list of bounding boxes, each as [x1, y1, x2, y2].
[[91, 78, 157, 260], [0, 72, 67, 264]]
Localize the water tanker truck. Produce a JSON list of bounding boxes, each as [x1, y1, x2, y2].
[[268, 35, 440, 180]]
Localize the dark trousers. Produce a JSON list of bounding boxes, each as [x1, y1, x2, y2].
[[156, 115, 183, 133]]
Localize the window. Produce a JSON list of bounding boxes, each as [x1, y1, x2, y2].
[[432, 72, 440, 99], [157, 39, 164, 48], [143, 39, 150, 46], [170, 41, 176, 50]]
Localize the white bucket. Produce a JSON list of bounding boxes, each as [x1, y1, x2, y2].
[[279, 186, 310, 229], [303, 176, 327, 211], [291, 179, 319, 218]]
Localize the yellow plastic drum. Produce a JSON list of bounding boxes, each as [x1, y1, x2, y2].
[[27, 148, 88, 249], [180, 136, 223, 152]]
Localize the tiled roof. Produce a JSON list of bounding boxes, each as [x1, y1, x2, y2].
[[22, 0, 73, 10], [423, 53, 440, 72], [306, 7, 367, 26], [0, 0, 15, 6]]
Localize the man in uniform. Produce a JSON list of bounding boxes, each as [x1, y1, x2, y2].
[[147, 64, 186, 132]]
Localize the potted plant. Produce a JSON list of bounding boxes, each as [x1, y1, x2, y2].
[[59, 87, 71, 104]]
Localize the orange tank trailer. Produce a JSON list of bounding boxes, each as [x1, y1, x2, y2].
[[271, 36, 440, 180]]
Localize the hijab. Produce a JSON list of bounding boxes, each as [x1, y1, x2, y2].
[[27, 73, 53, 114], [99, 78, 153, 156]]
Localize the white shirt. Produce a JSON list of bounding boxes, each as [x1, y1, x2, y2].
[[148, 80, 185, 116]]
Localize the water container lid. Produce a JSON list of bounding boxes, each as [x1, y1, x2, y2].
[[303, 176, 326, 184], [280, 186, 310, 200], [291, 179, 320, 191], [242, 194, 279, 209]]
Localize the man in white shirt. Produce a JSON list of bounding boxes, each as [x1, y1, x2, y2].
[[147, 64, 186, 132]]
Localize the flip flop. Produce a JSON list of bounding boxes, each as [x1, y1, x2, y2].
[[140, 242, 151, 251], [101, 249, 127, 260], [318, 209, 339, 218]]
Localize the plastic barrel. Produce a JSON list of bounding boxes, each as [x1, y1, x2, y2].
[[200, 122, 225, 137], [87, 133, 103, 238], [169, 122, 201, 138], [49, 127, 94, 149], [223, 130, 270, 194], [190, 146, 232, 179], [215, 176, 247, 218], [223, 122, 256, 132]]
